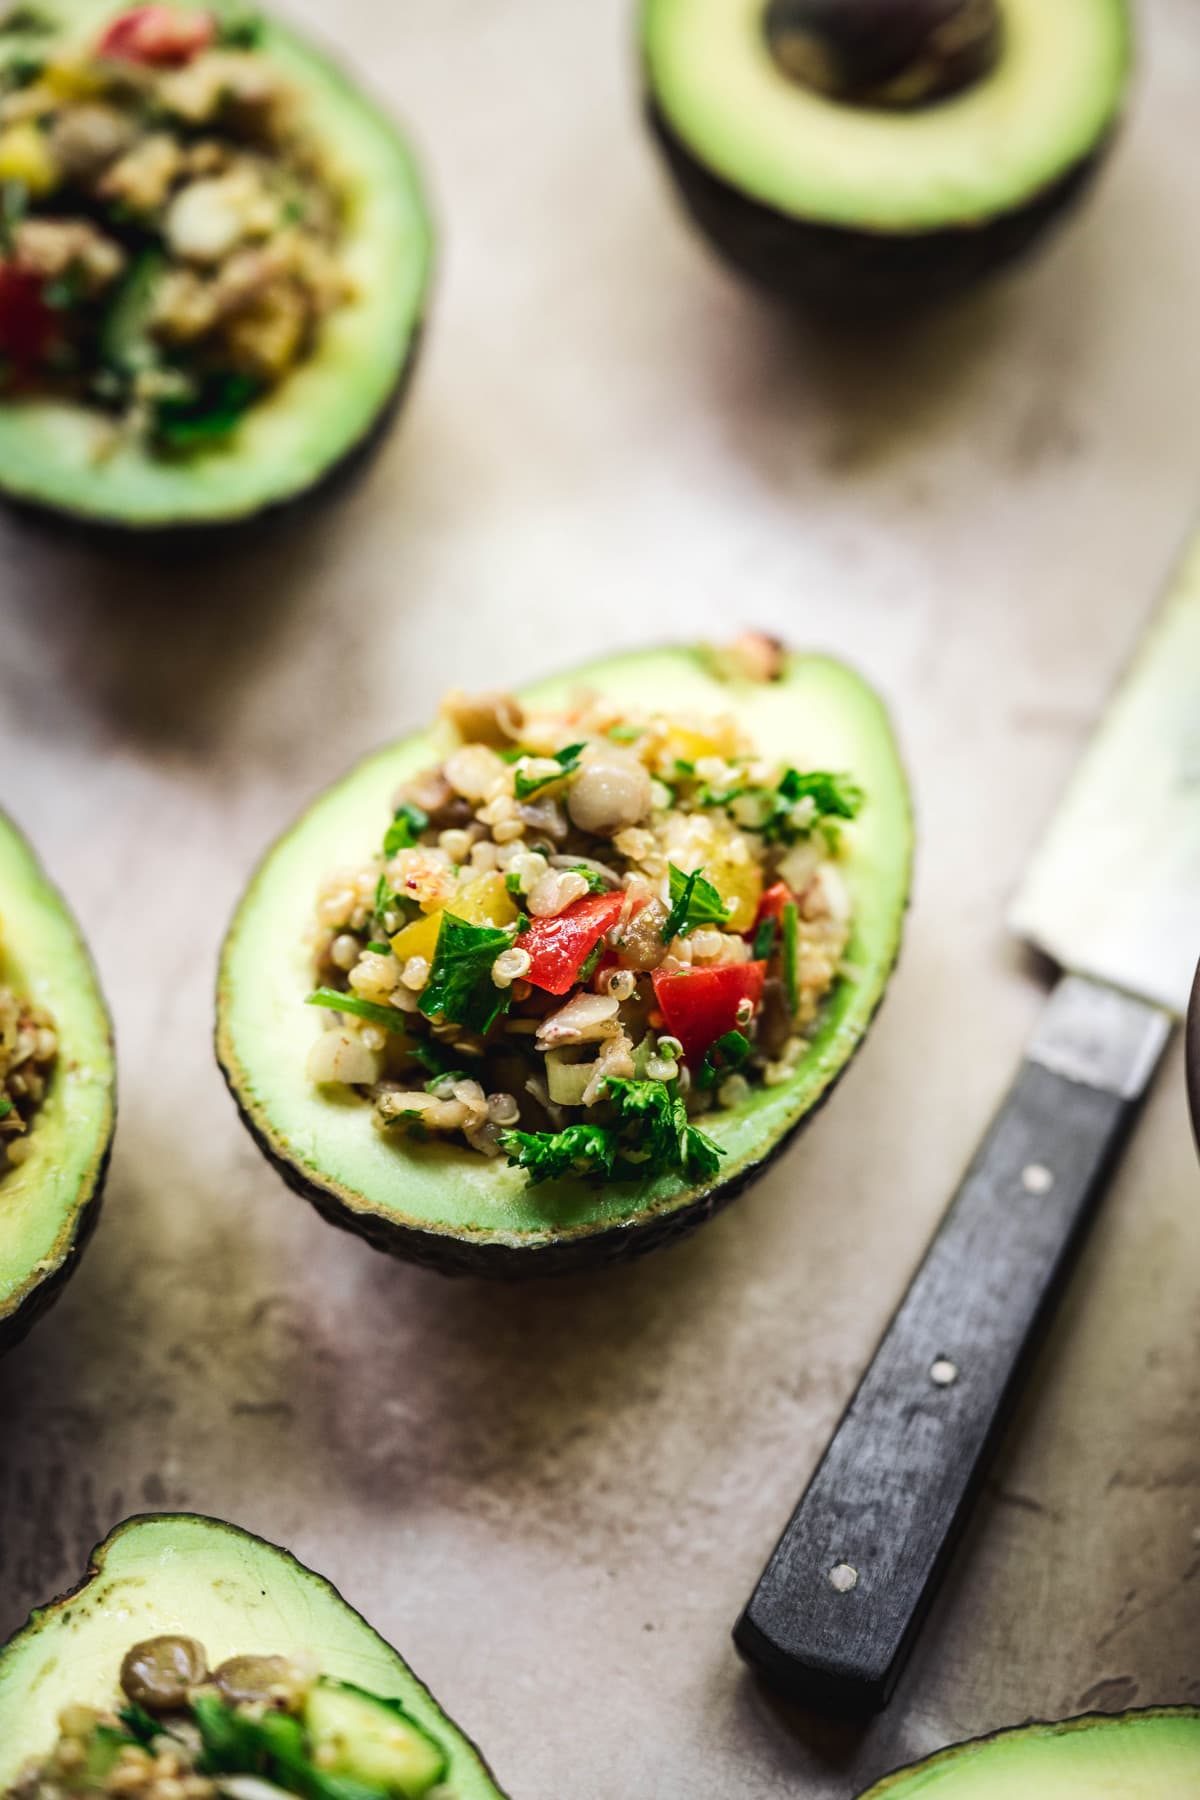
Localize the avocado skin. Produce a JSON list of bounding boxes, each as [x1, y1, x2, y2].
[[0, 1514, 511, 1800], [0, 814, 116, 1356], [0, 1129, 111, 1356], [648, 100, 1114, 312], [855, 1708, 1200, 1796], [4, 324, 425, 544], [215, 906, 904, 1280]]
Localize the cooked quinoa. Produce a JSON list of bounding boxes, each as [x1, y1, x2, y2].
[[0, 5, 349, 447], [307, 659, 863, 1186], [0, 979, 56, 1173], [7, 1634, 454, 1800]]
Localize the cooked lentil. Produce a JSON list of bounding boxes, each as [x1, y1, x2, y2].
[[0, 6, 351, 448], [306, 674, 864, 1186]]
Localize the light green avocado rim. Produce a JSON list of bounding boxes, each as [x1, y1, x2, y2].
[[0, 1513, 509, 1798], [0, 808, 115, 1326], [216, 646, 913, 1256], [642, 0, 1132, 233], [0, 0, 433, 526], [857, 1707, 1200, 1797]]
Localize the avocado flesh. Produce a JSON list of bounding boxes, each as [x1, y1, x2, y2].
[[858, 1709, 1200, 1798], [0, 1, 432, 529], [216, 646, 912, 1276], [643, 0, 1130, 307], [0, 1514, 508, 1800], [0, 810, 115, 1354]]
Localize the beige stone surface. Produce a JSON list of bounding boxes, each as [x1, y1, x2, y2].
[[2, 0, 1200, 1793]]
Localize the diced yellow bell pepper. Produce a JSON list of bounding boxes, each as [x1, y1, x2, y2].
[[0, 122, 58, 197], [451, 872, 520, 929], [390, 909, 442, 966], [664, 726, 723, 767], [709, 845, 763, 934], [390, 873, 519, 966], [42, 59, 101, 100]]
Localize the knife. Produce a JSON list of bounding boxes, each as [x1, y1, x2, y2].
[[734, 529, 1200, 1716]]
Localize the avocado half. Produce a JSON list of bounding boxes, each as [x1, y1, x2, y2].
[[0, 1, 433, 530], [0, 1513, 509, 1799], [856, 1708, 1200, 1798], [0, 809, 115, 1355], [215, 646, 912, 1278], [642, 0, 1132, 311]]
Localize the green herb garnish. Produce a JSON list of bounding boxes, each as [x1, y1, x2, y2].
[[698, 1029, 751, 1091], [419, 912, 516, 1035], [116, 1704, 158, 1747], [752, 915, 778, 961], [154, 371, 260, 450], [606, 723, 642, 744], [781, 900, 799, 1016], [698, 767, 863, 846], [662, 863, 732, 941], [0, 1096, 12, 1121], [513, 742, 585, 801], [500, 1076, 723, 1186], [306, 986, 406, 1035], [564, 864, 609, 895], [216, 6, 264, 48], [365, 940, 391, 955], [383, 801, 429, 857]]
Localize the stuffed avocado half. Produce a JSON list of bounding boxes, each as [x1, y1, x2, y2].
[[0, 1513, 509, 1800], [0, 1, 432, 528], [855, 1708, 1200, 1798], [216, 642, 911, 1277], [0, 809, 115, 1353], [642, 0, 1132, 310]]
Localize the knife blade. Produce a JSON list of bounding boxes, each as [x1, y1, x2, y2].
[[733, 531, 1199, 1716]]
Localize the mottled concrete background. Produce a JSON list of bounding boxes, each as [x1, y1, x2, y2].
[[2, 1, 1199, 1795]]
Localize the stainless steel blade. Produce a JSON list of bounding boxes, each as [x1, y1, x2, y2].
[[1010, 530, 1200, 1018]]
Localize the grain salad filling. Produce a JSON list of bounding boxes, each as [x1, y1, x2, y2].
[[0, 5, 349, 447], [0, 973, 56, 1174], [307, 650, 864, 1186], [6, 1634, 455, 1800]]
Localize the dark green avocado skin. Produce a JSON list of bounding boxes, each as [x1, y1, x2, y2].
[[648, 101, 1114, 312], [0, 1131, 112, 1356], [216, 914, 904, 1280], [7, 325, 425, 545]]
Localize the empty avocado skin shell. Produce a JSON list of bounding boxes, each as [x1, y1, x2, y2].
[[853, 1707, 1200, 1797], [0, 1, 434, 534], [0, 811, 115, 1357], [642, 0, 1132, 313], [0, 1513, 510, 1800], [215, 645, 913, 1279], [647, 104, 1110, 314]]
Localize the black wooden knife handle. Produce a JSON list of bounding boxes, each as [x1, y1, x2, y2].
[[733, 976, 1171, 1716]]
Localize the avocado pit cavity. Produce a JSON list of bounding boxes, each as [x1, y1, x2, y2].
[[764, 0, 1002, 109]]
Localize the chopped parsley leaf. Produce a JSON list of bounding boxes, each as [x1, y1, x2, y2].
[[502, 1077, 724, 1185], [424, 1071, 468, 1094], [697, 1029, 751, 1091], [698, 767, 863, 846], [418, 912, 516, 1035], [606, 723, 642, 744], [752, 915, 778, 961], [662, 863, 732, 942], [366, 940, 391, 955], [564, 864, 609, 895], [116, 1704, 159, 1747], [513, 742, 586, 801], [505, 870, 523, 896], [781, 900, 800, 1016], [0, 1096, 11, 1121], [306, 987, 406, 1035], [383, 801, 429, 857]]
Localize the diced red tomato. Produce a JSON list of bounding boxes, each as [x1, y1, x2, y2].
[[96, 6, 215, 65], [0, 264, 55, 369], [517, 892, 628, 997], [651, 961, 767, 1067], [755, 881, 793, 928]]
